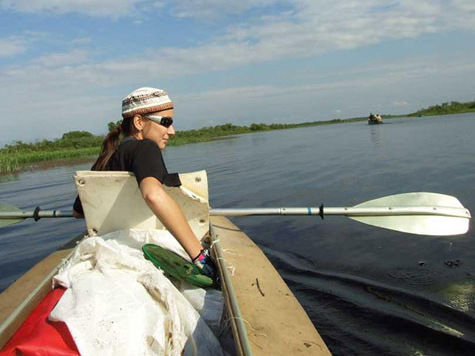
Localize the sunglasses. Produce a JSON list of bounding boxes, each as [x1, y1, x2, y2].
[[144, 115, 174, 128]]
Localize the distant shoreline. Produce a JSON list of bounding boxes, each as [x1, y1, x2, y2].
[[1, 119, 365, 175], [1, 107, 474, 175]]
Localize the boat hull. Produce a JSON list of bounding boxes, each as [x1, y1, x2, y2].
[[1, 170, 331, 355]]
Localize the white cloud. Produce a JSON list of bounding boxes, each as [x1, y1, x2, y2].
[[1, 1, 474, 92], [217, 0, 475, 62], [72, 37, 92, 45], [1, 40, 473, 113], [2, 1, 474, 53], [169, 0, 281, 19], [1, 0, 474, 37], [454, 0, 475, 11], [0, 37, 26, 57], [31, 49, 90, 67], [0, 0, 142, 18], [0, 0, 282, 19]]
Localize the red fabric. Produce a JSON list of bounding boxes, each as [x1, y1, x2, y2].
[[0, 288, 79, 356]]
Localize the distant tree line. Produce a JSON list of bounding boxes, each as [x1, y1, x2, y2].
[[1, 118, 363, 155], [409, 100, 475, 117], [1, 131, 104, 154]]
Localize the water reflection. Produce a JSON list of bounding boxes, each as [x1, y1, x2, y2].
[[369, 125, 383, 147]]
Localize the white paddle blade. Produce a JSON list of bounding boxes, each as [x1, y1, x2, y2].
[[351, 192, 470, 236], [350, 215, 469, 236]]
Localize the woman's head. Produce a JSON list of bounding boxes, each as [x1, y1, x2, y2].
[[122, 87, 175, 149], [92, 86, 175, 171]]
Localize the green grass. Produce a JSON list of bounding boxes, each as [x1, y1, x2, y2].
[[0, 147, 100, 174]]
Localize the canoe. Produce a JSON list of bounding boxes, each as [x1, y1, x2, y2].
[[368, 114, 383, 124], [0, 171, 331, 355]]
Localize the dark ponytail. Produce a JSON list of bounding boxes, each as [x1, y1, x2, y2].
[[91, 118, 133, 171]]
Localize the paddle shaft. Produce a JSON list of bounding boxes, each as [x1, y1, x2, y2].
[[1, 206, 470, 220], [210, 206, 470, 218], [0, 210, 74, 220]]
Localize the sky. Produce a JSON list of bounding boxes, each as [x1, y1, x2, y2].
[[0, 0, 474, 146]]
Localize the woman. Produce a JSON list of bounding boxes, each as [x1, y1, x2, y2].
[[73, 87, 217, 279]]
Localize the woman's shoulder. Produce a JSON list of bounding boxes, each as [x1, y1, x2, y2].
[[112, 138, 161, 164]]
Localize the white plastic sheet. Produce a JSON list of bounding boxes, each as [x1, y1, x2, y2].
[[50, 229, 224, 356]]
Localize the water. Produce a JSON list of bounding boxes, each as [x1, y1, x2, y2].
[[1, 113, 475, 355]]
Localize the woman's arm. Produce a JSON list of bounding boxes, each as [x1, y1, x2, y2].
[[139, 176, 203, 260]]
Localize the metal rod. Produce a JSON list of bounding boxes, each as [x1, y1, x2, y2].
[[0, 210, 74, 219], [210, 224, 253, 356]]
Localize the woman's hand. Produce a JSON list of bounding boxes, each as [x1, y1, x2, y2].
[[192, 248, 218, 281]]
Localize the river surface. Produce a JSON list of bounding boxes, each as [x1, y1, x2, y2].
[[1, 113, 475, 355]]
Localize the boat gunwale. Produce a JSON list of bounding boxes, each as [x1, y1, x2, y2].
[[210, 223, 252, 356]]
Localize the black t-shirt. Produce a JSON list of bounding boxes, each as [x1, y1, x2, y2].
[[73, 137, 181, 215]]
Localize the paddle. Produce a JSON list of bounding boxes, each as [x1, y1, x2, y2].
[[0, 192, 471, 236]]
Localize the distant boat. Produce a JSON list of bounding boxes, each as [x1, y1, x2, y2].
[[368, 113, 383, 125]]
